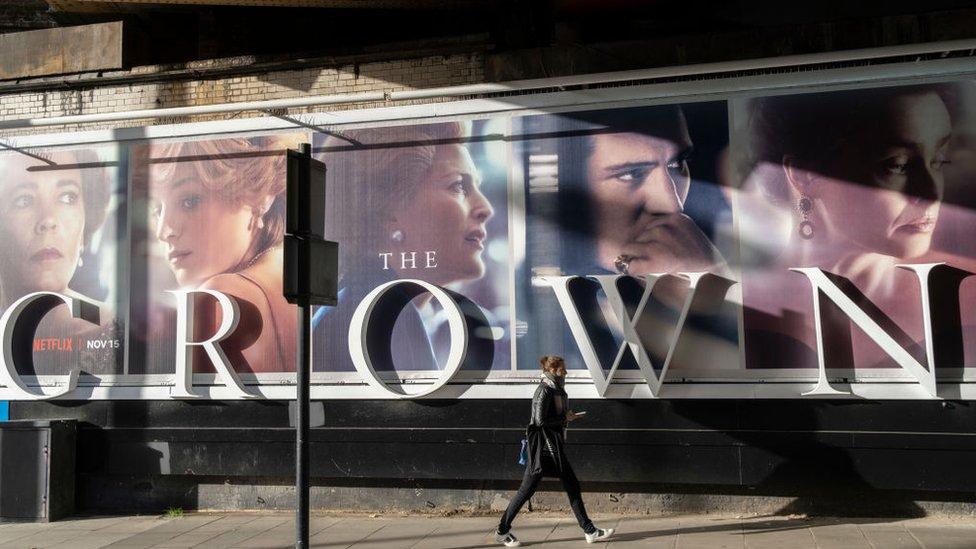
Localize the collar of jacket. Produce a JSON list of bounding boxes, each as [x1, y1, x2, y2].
[[541, 372, 565, 390]]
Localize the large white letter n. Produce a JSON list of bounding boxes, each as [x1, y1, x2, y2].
[[792, 264, 950, 398], [169, 289, 258, 399]]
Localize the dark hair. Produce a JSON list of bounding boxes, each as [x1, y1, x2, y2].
[[742, 83, 958, 203], [549, 105, 687, 273], [539, 355, 566, 373]]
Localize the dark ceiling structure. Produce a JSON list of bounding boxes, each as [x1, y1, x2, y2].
[[2, 1, 976, 78]]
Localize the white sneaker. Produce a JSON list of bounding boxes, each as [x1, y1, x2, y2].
[[495, 531, 521, 547], [585, 527, 614, 543]]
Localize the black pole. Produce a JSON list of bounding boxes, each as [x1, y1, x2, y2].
[[296, 298, 311, 547], [286, 141, 334, 548]]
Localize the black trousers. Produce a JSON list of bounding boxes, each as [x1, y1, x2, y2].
[[497, 451, 595, 535]]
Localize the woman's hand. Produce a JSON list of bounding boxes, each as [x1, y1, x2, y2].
[[616, 213, 725, 276], [566, 411, 585, 422]]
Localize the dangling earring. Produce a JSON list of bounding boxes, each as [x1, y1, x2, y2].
[[391, 229, 405, 243], [77, 256, 84, 268], [797, 196, 814, 240]]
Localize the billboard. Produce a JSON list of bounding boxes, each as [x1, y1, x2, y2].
[[1, 72, 976, 399], [127, 134, 304, 377], [0, 146, 125, 379], [732, 85, 976, 375]]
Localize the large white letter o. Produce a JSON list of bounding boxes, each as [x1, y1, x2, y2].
[[348, 279, 468, 398]]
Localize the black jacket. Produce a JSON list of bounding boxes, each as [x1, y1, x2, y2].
[[525, 379, 569, 475], [531, 381, 567, 429]]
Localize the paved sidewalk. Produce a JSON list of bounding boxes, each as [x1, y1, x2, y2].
[[1, 511, 975, 548]]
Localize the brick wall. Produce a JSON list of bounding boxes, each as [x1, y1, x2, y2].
[[0, 52, 485, 136]]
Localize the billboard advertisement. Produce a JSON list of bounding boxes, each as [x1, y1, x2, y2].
[[127, 134, 305, 376], [1, 74, 976, 399], [0, 146, 125, 379], [732, 84, 976, 373], [311, 121, 511, 374]]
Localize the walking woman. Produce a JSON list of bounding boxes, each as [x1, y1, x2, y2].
[[495, 355, 613, 547]]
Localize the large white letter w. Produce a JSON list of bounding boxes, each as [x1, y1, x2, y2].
[[543, 273, 736, 397]]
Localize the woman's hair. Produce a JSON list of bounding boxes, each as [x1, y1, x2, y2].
[[319, 122, 469, 282], [141, 133, 303, 269], [539, 355, 566, 374], [741, 83, 958, 204]]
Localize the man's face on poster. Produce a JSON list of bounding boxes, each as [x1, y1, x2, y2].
[[584, 111, 706, 275]]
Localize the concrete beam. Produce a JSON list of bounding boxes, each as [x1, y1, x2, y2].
[[0, 21, 123, 80]]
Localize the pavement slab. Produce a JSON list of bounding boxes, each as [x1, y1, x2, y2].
[[807, 520, 873, 549], [393, 516, 497, 549], [194, 515, 292, 549], [599, 517, 675, 549], [673, 516, 743, 549], [344, 517, 440, 548], [3, 512, 976, 548], [900, 524, 976, 549]]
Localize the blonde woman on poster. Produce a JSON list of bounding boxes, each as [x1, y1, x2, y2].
[[313, 122, 499, 372], [147, 135, 302, 374]]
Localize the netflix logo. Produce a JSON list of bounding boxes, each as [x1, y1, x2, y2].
[[33, 338, 73, 352]]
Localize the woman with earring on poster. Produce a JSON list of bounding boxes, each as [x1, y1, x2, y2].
[[147, 135, 302, 374], [738, 83, 976, 369], [494, 355, 613, 547], [0, 149, 117, 374], [313, 122, 496, 372]]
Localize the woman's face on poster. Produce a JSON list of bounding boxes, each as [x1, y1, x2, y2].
[[802, 92, 952, 259], [584, 116, 693, 271], [150, 164, 259, 287], [393, 143, 494, 284], [0, 153, 85, 294]]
